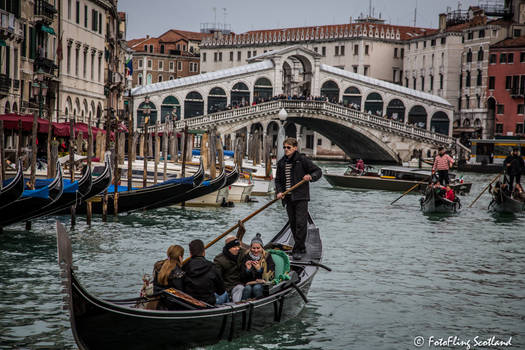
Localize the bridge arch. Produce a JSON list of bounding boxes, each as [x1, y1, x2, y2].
[[253, 77, 273, 102], [184, 91, 204, 118], [137, 100, 158, 126], [280, 51, 315, 97], [342, 86, 361, 110], [320, 80, 340, 102], [161, 96, 181, 122], [364, 92, 383, 116], [408, 105, 427, 129], [208, 87, 227, 113], [231, 82, 250, 107], [430, 111, 450, 135], [386, 98, 405, 122]]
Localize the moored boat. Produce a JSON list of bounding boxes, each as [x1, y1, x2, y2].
[[0, 160, 24, 210], [56, 209, 323, 350]]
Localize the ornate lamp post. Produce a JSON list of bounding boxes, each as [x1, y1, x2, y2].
[[30, 68, 48, 187], [142, 96, 151, 188]]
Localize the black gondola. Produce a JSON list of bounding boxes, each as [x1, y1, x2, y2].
[[489, 181, 525, 213], [0, 160, 24, 210], [224, 164, 240, 187], [56, 210, 323, 350], [0, 163, 64, 227], [74, 162, 205, 214], [420, 187, 460, 214]]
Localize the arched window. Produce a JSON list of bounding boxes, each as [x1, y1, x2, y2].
[[253, 78, 273, 102], [231, 82, 250, 106], [4, 101, 11, 113], [12, 102, 17, 113], [386, 99, 405, 122], [477, 47, 484, 61], [430, 111, 450, 135], [342, 86, 361, 109], [320, 80, 339, 103], [136, 100, 158, 126], [208, 87, 227, 113], [184, 91, 204, 118], [138, 73, 143, 85], [161, 96, 180, 122], [466, 49, 472, 63], [408, 105, 428, 128], [364, 92, 383, 116]]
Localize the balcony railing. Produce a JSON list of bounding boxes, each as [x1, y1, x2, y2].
[[0, 9, 23, 40], [34, 0, 57, 23], [0, 74, 11, 95], [33, 57, 57, 76]]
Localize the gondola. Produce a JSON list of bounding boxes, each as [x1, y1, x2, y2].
[[55, 153, 113, 215], [166, 167, 227, 208], [74, 162, 204, 214], [0, 160, 24, 210], [420, 187, 460, 214], [489, 182, 525, 213], [0, 163, 64, 227], [224, 164, 240, 187], [56, 210, 323, 350]]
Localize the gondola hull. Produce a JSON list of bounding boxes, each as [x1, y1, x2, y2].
[[490, 193, 525, 213], [420, 189, 458, 214], [56, 210, 322, 350], [0, 160, 24, 209]]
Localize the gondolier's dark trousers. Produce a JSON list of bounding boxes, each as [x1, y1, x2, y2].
[[285, 199, 308, 253], [508, 174, 521, 189], [437, 170, 450, 185]]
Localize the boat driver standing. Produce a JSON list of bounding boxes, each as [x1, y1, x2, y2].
[[432, 147, 454, 186], [275, 138, 322, 261], [504, 148, 525, 190]]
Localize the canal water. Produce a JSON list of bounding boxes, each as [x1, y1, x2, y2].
[[0, 162, 523, 349]]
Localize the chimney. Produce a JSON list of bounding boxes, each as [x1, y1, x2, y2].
[[146, 35, 150, 39], [439, 13, 447, 32]]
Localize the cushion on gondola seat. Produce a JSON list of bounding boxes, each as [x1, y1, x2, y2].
[[268, 249, 290, 285]]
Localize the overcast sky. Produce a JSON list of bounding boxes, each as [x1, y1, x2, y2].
[[120, 0, 482, 40]]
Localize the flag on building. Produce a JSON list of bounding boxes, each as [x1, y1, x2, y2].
[[125, 58, 133, 76], [56, 32, 63, 62]]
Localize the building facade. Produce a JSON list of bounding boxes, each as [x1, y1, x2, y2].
[[487, 35, 525, 137], [128, 30, 207, 89]]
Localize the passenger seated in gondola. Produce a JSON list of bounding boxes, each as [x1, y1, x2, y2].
[[214, 236, 246, 303], [240, 234, 275, 300], [356, 159, 365, 174], [152, 245, 185, 310], [444, 185, 455, 202], [183, 239, 226, 306]]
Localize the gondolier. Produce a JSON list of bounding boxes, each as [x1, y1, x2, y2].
[[432, 147, 454, 186], [503, 148, 524, 189], [275, 138, 322, 260]]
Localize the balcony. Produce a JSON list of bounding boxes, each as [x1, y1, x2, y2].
[[34, 0, 57, 24], [33, 57, 57, 76], [0, 74, 11, 96], [0, 9, 24, 41]]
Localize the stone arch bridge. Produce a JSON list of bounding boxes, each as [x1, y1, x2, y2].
[[131, 46, 463, 162]]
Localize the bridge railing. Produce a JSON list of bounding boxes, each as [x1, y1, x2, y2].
[[145, 100, 454, 145]]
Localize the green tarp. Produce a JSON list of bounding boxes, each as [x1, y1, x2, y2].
[[40, 25, 56, 35]]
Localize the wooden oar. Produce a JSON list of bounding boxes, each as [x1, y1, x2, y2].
[[468, 171, 503, 208], [183, 179, 308, 264], [390, 182, 424, 205]]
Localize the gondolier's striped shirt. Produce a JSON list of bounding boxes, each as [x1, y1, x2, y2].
[[433, 154, 454, 171], [285, 162, 292, 189]]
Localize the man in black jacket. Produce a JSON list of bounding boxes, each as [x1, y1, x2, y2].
[[275, 137, 322, 260], [183, 239, 226, 305], [503, 148, 525, 189]]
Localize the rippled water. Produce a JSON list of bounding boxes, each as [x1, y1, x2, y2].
[[1, 162, 524, 349]]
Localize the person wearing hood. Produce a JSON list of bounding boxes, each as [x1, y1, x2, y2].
[[504, 148, 524, 189], [183, 239, 226, 305], [214, 236, 245, 303], [240, 233, 275, 300], [275, 137, 322, 260]]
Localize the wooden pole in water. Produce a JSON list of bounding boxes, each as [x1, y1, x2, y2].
[[113, 128, 119, 216], [127, 109, 133, 191], [143, 120, 149, 188], [154, 123, 159, 185], [69, 120, 76, 227], [0, 120, 5, 184], [201, 132, 209, 176], [87, 117, 93, 226], [102, 117, 110, 222], [50, 140, 58, 182], [163, 123, 168, 182], [181, 125, 188, 207], [209, 129, 217, 178], [46, 113, 53, 178], [16, 119, 22, 165]]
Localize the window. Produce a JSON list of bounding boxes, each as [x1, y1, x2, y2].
[[431, 39, 436, 46], [423, 40, 427, 48], [508, 53, 514, 63], [75, 1, 80, 24], [521, 52, 525, 62], [229, 51, 233, 61], [313, 47, 318, 53], [517, 123, 524, 134], [237, 51, 241, 61], [138, 73, 142, 85], [138, 59, 143, 68], [421, 76, 425, 91], [91, 9, 97, 32], [83, 50, 87, 77], [66, 45, 71, 74], [149, 45, 153, 53], [160, 45, 164, 54], [466, 49, 472, 63], [317, 138, 322, 146], [479, 29, 485, 38], [394, 47, 398, 58], [218, 52, 221, 61], [477, 48, 483, 61], [512, 75, 519, 94], [84, 5, 88, 28], [169, 61, 174, 71], [177, 61, 182, 71], [517, 104, 524, 115], [467, 31, 473, 40], [340, 45, 345, 56], [90, 52, 94, 80], [405, 77, 409, 87], [459, 73, 463, 89], [214, 52, 217, 62], [514, 29, 522, 37], [147, 60, 152, 68], [430, 75, 434, 90], [465, 95, 470, 109], [158, 75, 162, 82], [441, 37, 446, 45], [202, 52, 206, 62], [352, 65, 358, 73], [500, 53, 507, 63], [439, 74, 443, 89], [253, 50, 256, 57], [496, 124, 503, 133], [476, 70, 482, 86], [247, 51, 251, 58], [335, 46, 339, 56], [322, 46, 326, 56], [98, 55, 101, 81], [353, 44, 358, 55], [75, 47, 79, 76], [363, 66, 369, 76], [466, 71, 471, 87], [477, 94, 481, 108], [497, 104, 504, 114], [400, 48, 404, 58], [365, 45, 369, 55], [489, 76, 495, 89], [158, 61, 163, 71], [99, 13, 102, 34], [144, 45, 147, 52], [505, 76, 512, 89], [413, 77, 417, 89], [489, 54, 496, 64]]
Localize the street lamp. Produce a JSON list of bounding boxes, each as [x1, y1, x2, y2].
[[30, 68, 48, 187]]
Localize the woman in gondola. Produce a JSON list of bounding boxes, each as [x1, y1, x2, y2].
[[152, 245, 185, 309], [240, 234, 275, 300]]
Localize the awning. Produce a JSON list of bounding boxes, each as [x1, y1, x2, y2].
[[52, 122, 110, 139], [40, 25, 56, 35], [0, 113, 51, 133], [0, 40, 6, 47]]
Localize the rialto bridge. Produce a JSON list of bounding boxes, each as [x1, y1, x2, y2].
[[131, 46, 462, 162]]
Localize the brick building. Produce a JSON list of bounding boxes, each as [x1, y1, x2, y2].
[[487, 35, 525, 137]]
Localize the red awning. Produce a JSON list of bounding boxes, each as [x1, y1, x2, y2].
[[0, 113, 51, 133], [52, 122, 110, 139]]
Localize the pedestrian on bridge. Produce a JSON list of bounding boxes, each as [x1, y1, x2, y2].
[[275, 137, 322, 261]]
